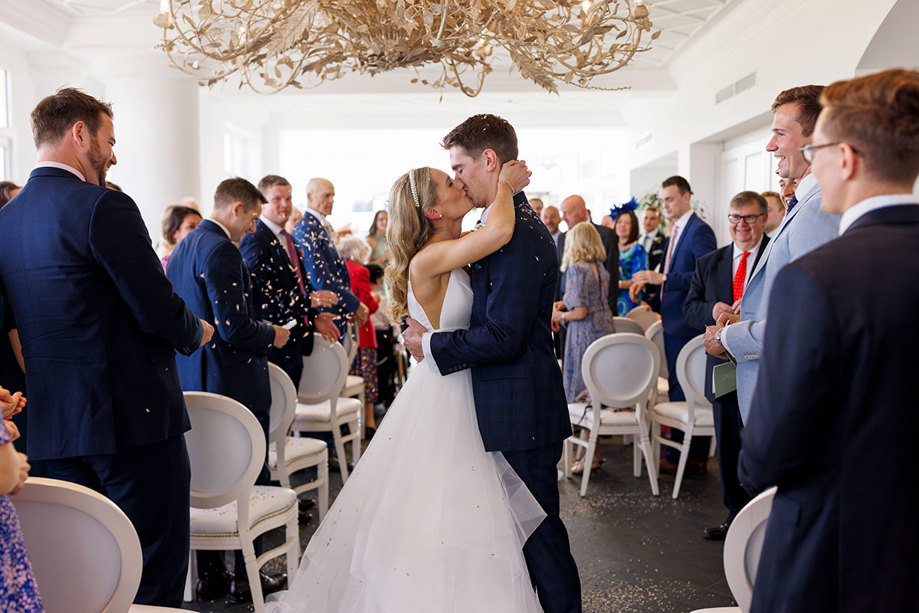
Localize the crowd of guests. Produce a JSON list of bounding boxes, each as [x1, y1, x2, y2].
[[0, 67, 917, 611]]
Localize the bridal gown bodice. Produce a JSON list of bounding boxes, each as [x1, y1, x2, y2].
[[268, 266, 544, 613]]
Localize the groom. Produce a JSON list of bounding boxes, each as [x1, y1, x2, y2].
[[404, 114, 581, 612]]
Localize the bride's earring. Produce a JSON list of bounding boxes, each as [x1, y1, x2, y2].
[[424, 209, 443, 221]]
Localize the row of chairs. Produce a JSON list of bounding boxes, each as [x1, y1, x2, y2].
[[563, 321, 715, 499]]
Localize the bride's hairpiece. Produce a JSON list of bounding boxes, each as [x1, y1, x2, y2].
[[408, 169, 421, 209]]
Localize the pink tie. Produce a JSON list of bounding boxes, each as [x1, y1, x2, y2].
[[280, 230, 306, 294], [663, 223, 680, 274]]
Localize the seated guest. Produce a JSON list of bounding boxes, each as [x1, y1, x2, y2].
[[613, 207, 648, 316], [0, 389, 41, 611], [157, 204, 202, 269], [739, 68, 919, 613], [366, 210, 391, 265], [339, 237, 379, 435], [0, 182, 21, 209], [552, 222, 615, 474]]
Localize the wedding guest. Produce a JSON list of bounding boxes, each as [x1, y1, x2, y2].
[[600, 214, 615, 229], [779, 176, 797, 207], [541, 205, 563, 247], [339, 236, 380, 435], [639, 204, 666, 312], [0, 182, 20, 209], [613, 208, 648, 316], [529, 197, 544, 216], [157, 204, 202, 269], [552, 222, 615, 474], [0, 390, 41, 612], [740, 67, 919, 613], [558, 194, 619, 312], [366, 210, 391, 265], [761, 190, 785, 235]]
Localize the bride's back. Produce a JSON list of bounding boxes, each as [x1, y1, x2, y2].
[[408, 268, 473, 332]]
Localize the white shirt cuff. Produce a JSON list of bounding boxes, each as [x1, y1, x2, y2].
[[421, 332, 440, 373]]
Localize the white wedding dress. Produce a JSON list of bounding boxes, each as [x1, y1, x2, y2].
[[268, 268, 545, 612]]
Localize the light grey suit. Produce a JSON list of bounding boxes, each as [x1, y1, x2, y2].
[[721, 174, 840, 422]]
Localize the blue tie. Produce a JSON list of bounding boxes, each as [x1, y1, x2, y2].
[[786, 194, 799, 214]]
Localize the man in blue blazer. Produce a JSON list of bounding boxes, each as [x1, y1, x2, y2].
[[705, 86, 839, 423], [0, 88, 211, 607], [683, 192, 769, 540], [633, 176, 716, 470], [291, 178, 368, 336], [239, 174, 340, 388], [739, 69, 919, 612], [167, 177, 290, 602], [404, 115, 580, 613]]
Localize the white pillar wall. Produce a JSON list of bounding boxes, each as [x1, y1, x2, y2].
[[103, 57, 201, 242]]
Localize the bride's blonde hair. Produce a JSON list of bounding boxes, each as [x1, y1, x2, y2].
[[385, 168, 437, 322]]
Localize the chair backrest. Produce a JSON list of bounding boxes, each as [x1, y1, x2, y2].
[[184, 391, 265, 510], [268, 362, 298, 443], [581, 332, 660, 411], [12, 477, 142, 613], [675, 335, 711, 411], [342, 322, 359, 363], [645, 320, 668, 379], [625, 304, 661, 331], [298, 334, 350, 404], [612, 316, 645, 336], [723, 486, 777, 612]]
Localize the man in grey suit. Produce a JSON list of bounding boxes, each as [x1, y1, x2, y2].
[[703, 85, 840, 423]]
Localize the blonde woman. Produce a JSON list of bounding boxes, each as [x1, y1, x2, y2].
[[270, 160, 548, 612]]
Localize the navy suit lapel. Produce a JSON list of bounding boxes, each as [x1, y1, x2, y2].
[[845, 204, 919, 233]]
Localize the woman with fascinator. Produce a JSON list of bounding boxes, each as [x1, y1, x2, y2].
[[611, 199, 649, 316], [268, 160, 547, 612]]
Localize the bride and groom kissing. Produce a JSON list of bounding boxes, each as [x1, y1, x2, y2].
[[270, 114, 582, 613]]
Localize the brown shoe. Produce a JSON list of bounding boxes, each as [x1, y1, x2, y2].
[[195, 570, 231, 601], [659, 457, 707, 476], [229, 571, 287, 603], [659, 457, 678, 474]]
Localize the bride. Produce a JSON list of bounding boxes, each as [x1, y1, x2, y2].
[[268, 160, 544, 612]]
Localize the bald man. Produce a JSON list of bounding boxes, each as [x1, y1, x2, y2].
[[291, 177, 368, 335], [557, 195, 619, 312]]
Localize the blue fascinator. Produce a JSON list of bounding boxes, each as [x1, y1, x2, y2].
[[609, 197, 639, 220]]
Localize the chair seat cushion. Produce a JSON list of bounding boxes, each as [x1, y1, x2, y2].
[[568, 403, 639, 426], [344, 375, 364, 390], [190, 486, 297, 536], [651, 401, 714, 427], [294, 398, 362, 422], [268, 437, 328, 469]]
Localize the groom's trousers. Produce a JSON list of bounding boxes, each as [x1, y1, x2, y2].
[[503, 441, 582, 613]]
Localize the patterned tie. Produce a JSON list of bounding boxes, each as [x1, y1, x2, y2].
[[280, 229, 306, 294], [786, 194, 799, 214], [733, 251, 750, 302], [663, 224, 680, 274]]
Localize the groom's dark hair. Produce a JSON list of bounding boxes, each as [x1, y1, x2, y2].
[[441, 114, 518, 164]]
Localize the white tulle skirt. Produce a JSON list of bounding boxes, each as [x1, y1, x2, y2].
[[267, 361, 545, 613]]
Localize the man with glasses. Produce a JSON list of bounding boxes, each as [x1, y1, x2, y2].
[[684, 191, 769, 541], [738, 67, 919, 613], [703, 85, 840, 423]]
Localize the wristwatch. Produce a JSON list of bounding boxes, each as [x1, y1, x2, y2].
[[714, 327, 725, 346]]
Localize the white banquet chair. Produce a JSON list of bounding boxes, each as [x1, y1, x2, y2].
[[612, 315, 645, 336], [645, 320, 669, 403], [12, 477, 185, 612], [294, 334, 363, 481], [340, 322, 367, 437], [183, 391, 299, 613], [649, 334, 715, 499], [625, 304, 661, 331], [268, 362, 330, 520], [563, 332, 660, 497]]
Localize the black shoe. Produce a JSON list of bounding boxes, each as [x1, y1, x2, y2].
[[365, 426, 376, 440], [229, 571, 287, 603], [703, 522, 730, 541], [195, 570, 231, 601], [329, 457, 354, 473], [298, 497, 316, 512], [299, 509, 314, 524]]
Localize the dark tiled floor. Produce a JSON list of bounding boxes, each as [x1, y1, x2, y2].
[[183, 437, 736, 613]]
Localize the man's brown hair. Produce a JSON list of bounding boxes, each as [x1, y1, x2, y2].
[[441, 114, 518, 164], [819, 68, 919, 186], [257, 174, 291, 195], [661, 175, 692, 195], [760, 191, 785, 212], [772, 85, 825, 137], [730, 191, 768, 215], [30, 88, 113, 148], [213, 178, 266, 212]]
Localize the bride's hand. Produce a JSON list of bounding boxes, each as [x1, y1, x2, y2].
[[498, 160, 531, 193]]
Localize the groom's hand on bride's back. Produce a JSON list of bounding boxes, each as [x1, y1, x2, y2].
[[402, 317, 428, 361]]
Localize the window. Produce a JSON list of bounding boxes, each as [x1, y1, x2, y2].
[[224, 128, 251, 178]]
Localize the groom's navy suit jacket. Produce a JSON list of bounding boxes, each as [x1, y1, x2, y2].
[[430, 193, 571, 452]]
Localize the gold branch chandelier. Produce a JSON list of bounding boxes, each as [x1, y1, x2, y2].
[[155, 0, 658, 96]]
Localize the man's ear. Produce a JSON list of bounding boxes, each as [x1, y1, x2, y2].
[[481, 148, 500, 173], [231, 201, 245, 217], [71, 121, 88, 148]]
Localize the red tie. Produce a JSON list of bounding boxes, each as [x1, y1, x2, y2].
[[663, 224, 680, 274], [733, 251, 750, 302], [280, 230, 306, 295]]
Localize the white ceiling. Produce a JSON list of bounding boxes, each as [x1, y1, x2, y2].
[[41, 0, 159, 16]]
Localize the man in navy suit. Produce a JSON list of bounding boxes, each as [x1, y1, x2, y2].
[[683, 191, 769, 540], [239, 175, 340, 388], [0, 88, 212, 607], [633, 176, 716, 472], [167, 177, 290, 602], [291, 178, 368, 336], [739, 68, 919, 613], [403, 114, 580, 613]]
